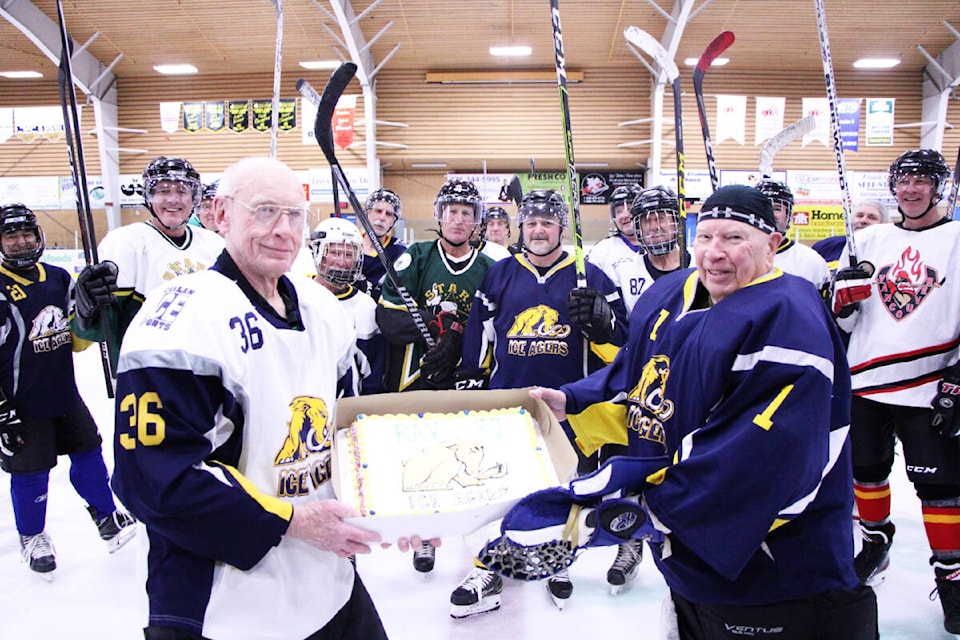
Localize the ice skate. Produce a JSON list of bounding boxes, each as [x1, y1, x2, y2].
[[412, 540, 436, 573], [932, 560, 960, 635], [20, 532, 56, 581], [854, 521, 894, 586], [546, 569, 573, 610], [450, 567, 503, 618], [88, 505, 137, 553], [608, 539, 643, 595]]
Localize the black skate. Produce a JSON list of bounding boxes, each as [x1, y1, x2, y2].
[[607, 539, 643, 594], [20, 532, 56, 580], [413, 540, 436, 573], [931, 560, 960, 635], [87, 505, 137, 553], [546, 569, 573, 610], [854, 521, 894, 586], [450, 568, 503, 618]]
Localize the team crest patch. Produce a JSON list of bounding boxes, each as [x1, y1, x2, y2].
[[275, 396, 333, 498], [876, 246, 944, 322], [141, 285, 196, 331]]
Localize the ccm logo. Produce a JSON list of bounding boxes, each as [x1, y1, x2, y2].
[[906, 465, 938, 474]]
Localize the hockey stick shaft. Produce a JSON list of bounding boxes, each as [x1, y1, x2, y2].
[[270, 0, 283, 158], [56, 0, 115, 396], [295, 79, 342, 214], [693, 31, 735, 193], [947, 145, 960, 220], [550, 0, 587, 288], [814, 0, 858, 266], [758, 115, 816, 177], [310, 68, 436, 349]]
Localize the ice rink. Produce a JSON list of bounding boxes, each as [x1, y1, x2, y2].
[[0, 347, 955, 639]]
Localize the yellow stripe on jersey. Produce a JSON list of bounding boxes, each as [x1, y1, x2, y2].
[[589, 341, 620, 364], [567, 402, 627, 456], [211, 461, 294, 521]]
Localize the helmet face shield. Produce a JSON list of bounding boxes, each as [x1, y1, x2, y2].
[[0, 204, 45, 268], [142, 157, 202, 210], [434, 180, 483, 224]]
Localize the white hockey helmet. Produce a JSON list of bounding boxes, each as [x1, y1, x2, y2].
[[309, 217, 363, 286]]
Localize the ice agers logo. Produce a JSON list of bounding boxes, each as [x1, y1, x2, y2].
[[274, 396, 330, 465]]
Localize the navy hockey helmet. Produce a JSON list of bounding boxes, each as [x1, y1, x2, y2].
[[0, 203, 45, 268], [365, 188, 403, 220], [631, 186, 680, 256], [434, 179, 483, 224], [755, 179, 794, 233], [484, 206, 510, 226], [888, 149, 951, 198], [310, 217, 363, 286], [142, 156, 202, 209], [609, 184, 642, 219], [518, 189, 569, 229]]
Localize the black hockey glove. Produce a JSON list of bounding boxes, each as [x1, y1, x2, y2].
[[427, 310, 464, 341], [567, 287, 615, 344], [0, 401, 25, 457], [932, 367, 960, 437], [832, 260, 874, 319], [420, 331, 463, 389], [76, 261, 119, 320], [453, 368, 490, 391]]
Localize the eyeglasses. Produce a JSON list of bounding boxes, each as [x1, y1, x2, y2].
[[225, 196, 308, 228]]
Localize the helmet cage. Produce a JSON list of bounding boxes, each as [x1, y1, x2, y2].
[[888, 149, 951, 198], [310, 219, 363, 286], [755, 180, 795, 233], [434, 180, 483, 224], [0, 204, 45, 268], [631, 187, 679, 255]]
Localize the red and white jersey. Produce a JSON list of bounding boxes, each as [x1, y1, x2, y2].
[[837, 219, 960, 407]]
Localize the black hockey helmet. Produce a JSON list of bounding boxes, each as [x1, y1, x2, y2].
[[609, 184, 642, 219], [631, 186, 679, 256], [518, 189, 568, 228], [200, 182, 218, 201], [755, 179, 794, 233], [484, 206, 510, 226], [434, 179, 482, 223], [888, 149, 951, 198], [0, 203, 45, 268], [365, 188, 403, 220], [142, 156, 202, 209]]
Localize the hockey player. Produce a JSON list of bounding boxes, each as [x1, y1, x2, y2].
[[812, 199, 889, 274], [189, 181, 219, 232], [376, 178, 495, 574], [756, 179, 830, 296], [587, 184, 649, 312], [451, 189, 628, 617], [470, 206, 512, 262], [833, 149, 960, 634], [310, 217, 386, 395], [73, 156, 224, 370], [359, 188, 406, 300], [111, 157, 431, 639], [0, 204, 136, 579], [482, 206, 511, 247], [522, 185, 876, 639]]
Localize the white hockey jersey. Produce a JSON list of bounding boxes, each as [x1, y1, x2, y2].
[[775, 239, 830, 293], [587, 234, 647, 312]]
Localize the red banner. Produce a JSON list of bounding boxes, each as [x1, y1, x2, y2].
[[333, 95, 357, 149]]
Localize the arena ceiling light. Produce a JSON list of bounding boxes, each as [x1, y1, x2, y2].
[[0, 71, 43, 79], [683, 57, 729, 67], [853, 57, 900, 69], [299, 60, 342, 70], [489, 45, 532, 57], [153, 64, 198, 75]]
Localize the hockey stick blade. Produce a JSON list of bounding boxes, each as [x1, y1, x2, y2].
[[758, 115, 816, 177], [694, 31, 735, 75], [624, 27, 679, 81], [314, 63, 358, 165], [693, 31, 735, 193]]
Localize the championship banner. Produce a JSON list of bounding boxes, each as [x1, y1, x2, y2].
[[205, 101, 226, 132], [278, 98, 297, 132], [333, 95, 357, 149], [838, 98, 862, 152], [14, 106, 68, 143], [579, 171, 645, 204], [715, 95, 746, 145], [754, 96, 785, 146], [160, 102, 181, 133], [866, 98, 895, 146], [0, 108, 14, 143], [228, 101, 249, 133], [182, 102, 204, 132], [801, 97, 829, 148], [251, 100, 273, 132]]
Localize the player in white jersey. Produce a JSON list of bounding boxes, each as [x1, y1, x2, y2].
[[587, 185, 648, 312], [833, 149, 960, 635], [310, 217, 386, 395], [756, 180, 830, 296], [112, 156, 429, 640], [471, 206, 512, 261], [73, 157, 224, 370]]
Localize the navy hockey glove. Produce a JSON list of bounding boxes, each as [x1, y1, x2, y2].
[[832, 261, 874, 318], [478, 455, 667, 580], [76, 261, 119, 320], [567, 287, 615, 344], [0, 401, 24, 457], [932, 367, 960, 437], [421, 331, 463, 389]]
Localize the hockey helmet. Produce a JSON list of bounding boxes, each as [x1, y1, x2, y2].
[[0, 203, 45, 268], [200, 182, 218, 202], [434, 179, 483, 224], [888, 149, 951, 198], [309, 217, 363, 286], [365, 188, 402, 220], [142, 157, 202, 209], [517, 190, 568, 229], [630, 186, 680, 256], [609, 184, 642, 219], [755, 179, 794, 233]]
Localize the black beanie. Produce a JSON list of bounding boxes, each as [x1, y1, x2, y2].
[[698, 184, 777, 234]]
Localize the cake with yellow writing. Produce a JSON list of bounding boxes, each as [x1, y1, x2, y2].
[[337, 406, 558, 517]]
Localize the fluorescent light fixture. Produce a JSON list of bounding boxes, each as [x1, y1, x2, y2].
[[0, 71, 43, 79], [411, 163, 447, 169], [299, 60, 342, 70], [853, 57, 900, 69], [489, 45, 532, 57], [683, 57, 729, 67], [153, 64, 198, 75]]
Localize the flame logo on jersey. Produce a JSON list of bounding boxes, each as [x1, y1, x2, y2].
[[507, 305, 572, 339], [28, 305, 71, 353], [876, 246, 944, 322], [274, 396, 330, 465]]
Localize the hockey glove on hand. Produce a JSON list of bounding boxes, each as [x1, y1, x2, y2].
[[0, 402, 24, 457], [931, 367, 960, 437], [567, 287, 615, 344], [478, 455, 667, 580], [427, 310, 464, 341], [832, 260, 874, 318], [76, 261, 119, 320], [421, 331, 463, 389]]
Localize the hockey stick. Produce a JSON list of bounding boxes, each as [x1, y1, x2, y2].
[[814, 0, 858, 266], [549, 0, 586, 288], [295, 79, 341, 215], [758, 115, 816, 177], [946, 145, 960, 220], [270, 0, 283, 158], [624, 26, 688, 268], [693, 31, 735, 193], [56, 0, 115, 397], [310, 67, 436, 349]]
